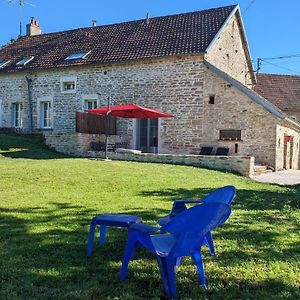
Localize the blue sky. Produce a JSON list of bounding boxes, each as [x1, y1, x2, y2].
[[0, 0, 299, 75]]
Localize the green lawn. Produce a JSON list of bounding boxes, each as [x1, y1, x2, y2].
[[0, 133, 299, 300]]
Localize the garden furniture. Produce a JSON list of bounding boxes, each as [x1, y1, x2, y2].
[[158, 185, 236, 255], [121, 202, 231, 298], [87, 213, 142, 256]]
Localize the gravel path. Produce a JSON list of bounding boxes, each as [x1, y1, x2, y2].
[[251, 170, 300, 186]]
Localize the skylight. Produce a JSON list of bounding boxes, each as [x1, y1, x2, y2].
[[65, 51, 91, 61], [0, 60, 9, 68], [16, 56, 34, 66]]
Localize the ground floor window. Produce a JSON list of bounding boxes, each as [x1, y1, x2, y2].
[[40, 101, 52, 128], [136, 119, 158, 153], [85, 99, 98, 110], [12, 103, 23, 128], [220, 130, 241, 141]]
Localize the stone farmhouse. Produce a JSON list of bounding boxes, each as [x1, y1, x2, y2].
[[0, 4, 299, 171]]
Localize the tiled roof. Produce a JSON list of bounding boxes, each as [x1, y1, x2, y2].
[[254, 73, 300, 111], [0, 5, 236, 73]]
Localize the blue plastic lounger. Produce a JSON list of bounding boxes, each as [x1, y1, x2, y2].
[[87, 214, 142, 256], [158, 185, 236, 255], [121, 202, 231, 298]]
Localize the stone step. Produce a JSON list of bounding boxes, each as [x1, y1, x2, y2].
[[253, 165, 273, 176]]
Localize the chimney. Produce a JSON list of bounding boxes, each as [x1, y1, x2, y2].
[[26, 17, 42, 36], [92, 20, 97, 27]]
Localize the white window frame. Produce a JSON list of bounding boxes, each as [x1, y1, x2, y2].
[[82, 94, 99, 111], [12, 102, 23, 128], [0, 60, 10, 68], [60, 76, 77, 94], [16, 56, 34, 66], [65, 50, 91, 61], [37, 96, 53, 129]]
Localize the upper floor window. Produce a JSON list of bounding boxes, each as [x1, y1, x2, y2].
[[12, 103, 23, 128], [220, 130, 241, 141], [65, 51, 90, 61], [16, 56, 34, 66], [63, 81, 75, 91], [0, 60, 9, 68], [209, 95, 215, 104], [60, 76, 77, 94]]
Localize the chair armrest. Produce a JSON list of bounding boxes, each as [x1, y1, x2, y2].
[[129, 223, 160, 233], [173, 199, 205, 205]]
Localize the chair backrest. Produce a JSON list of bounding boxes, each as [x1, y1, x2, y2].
[[202, 185, 236, 225], [199, 146, 213, 155], [161, 202, 231, 256], [215, 147, 229, 156], [202, 185, 236, 205]]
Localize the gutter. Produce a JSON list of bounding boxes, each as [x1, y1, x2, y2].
[[25, 76, 34, 133]]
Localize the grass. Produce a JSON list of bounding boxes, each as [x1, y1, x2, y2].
[[0, 133, 299, 300]]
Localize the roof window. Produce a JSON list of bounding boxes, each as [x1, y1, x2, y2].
[[65, 51, 90, 61], [16, 56, 34, 66], [0, 60, 9, 68]]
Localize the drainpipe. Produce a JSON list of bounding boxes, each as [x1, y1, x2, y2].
[[25, 76, 33, 133]]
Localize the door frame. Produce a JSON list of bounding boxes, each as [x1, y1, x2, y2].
[[136, 118, 161, 153]]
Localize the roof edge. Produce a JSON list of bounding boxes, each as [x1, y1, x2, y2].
[[204, 61, 300, 129], [205, 4, 256, 84], [205, 4, 239, 53]]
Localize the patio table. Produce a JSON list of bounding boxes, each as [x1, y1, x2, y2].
[[87, 214, 142, 256]]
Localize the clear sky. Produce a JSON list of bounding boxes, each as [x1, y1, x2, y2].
[[0, 0, 300, 75]]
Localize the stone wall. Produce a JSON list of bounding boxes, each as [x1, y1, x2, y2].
[[111, 152, 255, 177], [205, 13, 254, 86], [275, 124, 300, 170], [0, 55, 206, 154], [202, 66, 298, 169], [0, 48, 299, 170], [44, 132, 254, 177]]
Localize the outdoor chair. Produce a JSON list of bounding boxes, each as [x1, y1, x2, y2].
[[121, 202, 231, 298], [215, 147, 230, 156], [199, 146, 213, 155], [157, 185, 236, 255]]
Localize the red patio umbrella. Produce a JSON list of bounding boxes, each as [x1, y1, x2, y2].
[[86, 103, 174, 159], [86, 103, 174, 119]]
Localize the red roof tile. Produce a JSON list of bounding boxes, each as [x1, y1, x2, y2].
[[254, 73, 300, 111], [0, 5, 236, 73]]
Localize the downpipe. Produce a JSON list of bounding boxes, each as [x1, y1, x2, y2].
[[25, 76, 34, 133]]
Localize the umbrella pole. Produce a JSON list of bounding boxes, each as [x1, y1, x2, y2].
[[104, 97, 111, 160], [105, 134, 108, 160]]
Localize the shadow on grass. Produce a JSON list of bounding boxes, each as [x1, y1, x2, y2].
[[139, 185, 300, 210], [0, 190, 299, 299], [0, 133, 69, 159]]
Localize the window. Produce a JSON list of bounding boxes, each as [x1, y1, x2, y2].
[[209, 95, 215, 104], [62, 81, 75, 91], [40, 102, 52, 128], [12, 103, 23, 128], [0, 60, 9, 68], [16, 56, 34, 66], [65, 51, 90, 60], [220, 130, 241, 141], [60, 76, 77, 94], [85, 99, 97, 110]]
